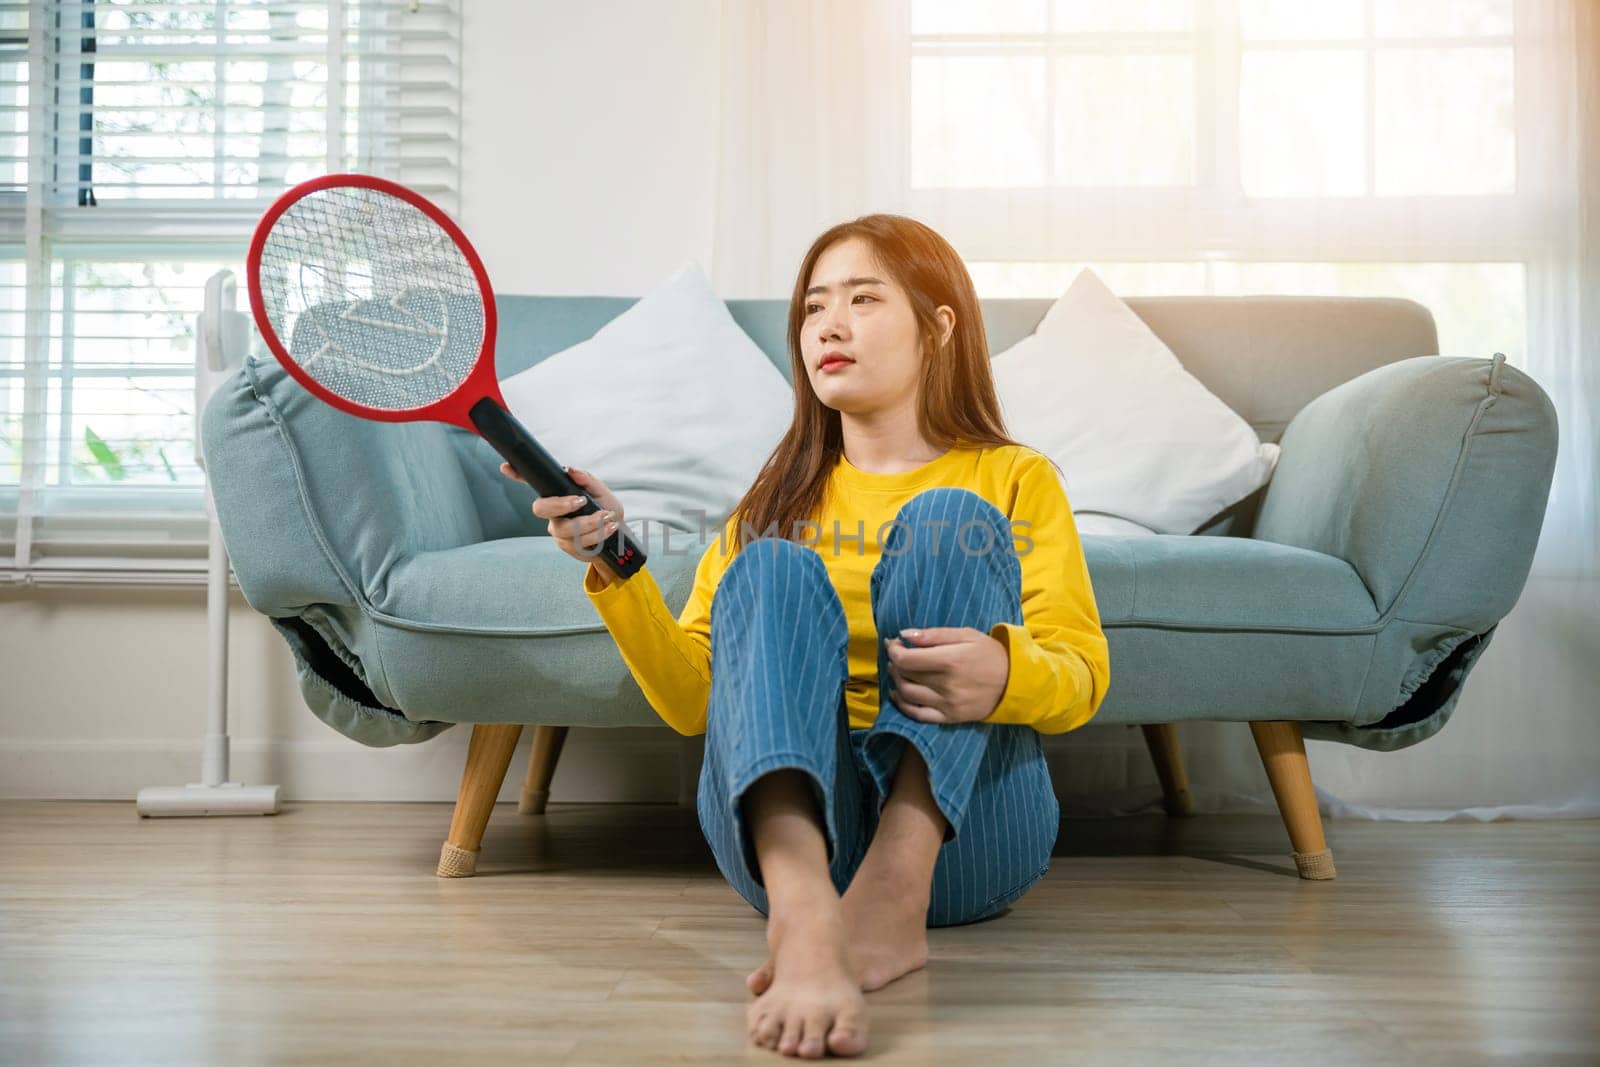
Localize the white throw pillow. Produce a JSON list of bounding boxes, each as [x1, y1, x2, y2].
[[990, 268, 1279, 536], [1073, 513, 1160, 538], [499, 260, 791, 538]]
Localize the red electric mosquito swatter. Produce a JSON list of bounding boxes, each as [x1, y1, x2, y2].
[[245, 173, 645, 579]]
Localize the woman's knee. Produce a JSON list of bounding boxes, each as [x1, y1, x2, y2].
[[896, 485, 999, 520], [870, 488, 1022, 611], [879, 487, 1015, 563], [722, 535, 830, 584], [712, 535, 841, 621]]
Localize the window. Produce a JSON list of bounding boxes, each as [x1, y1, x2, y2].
[[905, 0, 1563, 380], [1, 0, 462, 584]]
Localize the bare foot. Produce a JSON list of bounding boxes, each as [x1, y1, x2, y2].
[[747, 901, 870, 1058], [748, 861, 931, 995]]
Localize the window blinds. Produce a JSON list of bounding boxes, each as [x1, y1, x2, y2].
[[0, 0, 462, 585]]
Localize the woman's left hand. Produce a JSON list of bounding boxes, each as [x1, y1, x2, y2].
[[884, 627, 1010, 724]]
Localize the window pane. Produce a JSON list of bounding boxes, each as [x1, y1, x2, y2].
[[1054, 54, 1194, 186], [1376, 47, 1515, 195], [1053, 0, 1194, 33], [45, 2, 456, 205], [1240, 50, 1365, 195], [0, 259, 23, 485], [1374, 0, 1513, 37], [87, 56, 329, 200], [50, 261, 223, 369], [0, 59, 24, 194], [912, 0, 1046, 34], [49, 375, 203, 487], [0, 5, 26, 191], [912, 57, 1046, 188], [1239, 0, 1365, 39], [24, 258, 242, 488]]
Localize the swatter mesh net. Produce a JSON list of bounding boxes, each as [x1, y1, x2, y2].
[[256, 185, 486, 412]]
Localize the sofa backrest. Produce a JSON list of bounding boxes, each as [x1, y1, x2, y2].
[[476, 292, 1441, 540], [492, 293, 1441, 446]]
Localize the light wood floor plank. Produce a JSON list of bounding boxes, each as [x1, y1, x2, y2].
[[1, 801, 1596, 1064]]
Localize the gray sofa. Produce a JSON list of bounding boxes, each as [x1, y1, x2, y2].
[[202, 293, 1560, 880]]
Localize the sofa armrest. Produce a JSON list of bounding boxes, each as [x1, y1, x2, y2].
[[202, 355, 487, 742], [203, 355, 494, 611], [201, 359, 355, 617], [1252, 353, 1557, 630]]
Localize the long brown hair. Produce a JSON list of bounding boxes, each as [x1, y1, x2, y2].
[[727, 214, 1029, 551]]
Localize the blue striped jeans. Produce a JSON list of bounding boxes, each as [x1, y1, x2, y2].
[[696, 486, 1061, 928]]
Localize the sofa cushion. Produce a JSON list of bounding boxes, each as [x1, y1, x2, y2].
[[366, 546, 704, 727], [1075, 534, 1389, 732], [356, 532, 1389, 737], [1082, 534, 1378, 631], [371, 535, 699, 634]]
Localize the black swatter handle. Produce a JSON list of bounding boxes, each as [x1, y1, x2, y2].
[[468, 397, 647, 580]]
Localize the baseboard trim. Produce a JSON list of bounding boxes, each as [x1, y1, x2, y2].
[[1, 726, 1240, 808], [0, 729, 686, 802]]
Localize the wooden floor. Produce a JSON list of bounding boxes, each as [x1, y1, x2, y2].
[[1, 801, 1597, 1065]]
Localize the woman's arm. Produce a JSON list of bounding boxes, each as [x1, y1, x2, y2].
[[983, 450, 1112, 735], [582, 516, 737, 736]]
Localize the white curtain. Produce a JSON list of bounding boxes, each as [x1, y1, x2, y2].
[[708, 0, 1599, 821]]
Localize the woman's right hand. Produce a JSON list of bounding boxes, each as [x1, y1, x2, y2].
[[498, 462, 626, 577]]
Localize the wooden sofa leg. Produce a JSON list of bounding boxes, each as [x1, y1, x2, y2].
[[518, 725, 569, 815], [1248, 720, 1337, 880], [1140, 722, 1195, 817], [437, 723, 524, 878]]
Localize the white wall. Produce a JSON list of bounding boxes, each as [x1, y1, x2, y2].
[[0, 586, 687, 804], [459, 0, 723, 297]]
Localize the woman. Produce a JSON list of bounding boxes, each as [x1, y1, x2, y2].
[[500, 215, 1111, 1060]]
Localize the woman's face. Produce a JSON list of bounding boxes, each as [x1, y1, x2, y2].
[[800, 237, 952, 417]]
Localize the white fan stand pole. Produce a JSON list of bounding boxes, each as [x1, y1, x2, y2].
[[136, 270, 281, 818]]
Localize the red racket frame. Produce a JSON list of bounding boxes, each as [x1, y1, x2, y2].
[[245, 172, 508, 434], [244, 172, 647, 579]]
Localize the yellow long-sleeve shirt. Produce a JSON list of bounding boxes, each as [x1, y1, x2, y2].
[[581, 443, 1111, 738]]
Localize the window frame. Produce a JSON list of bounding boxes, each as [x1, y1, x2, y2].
[[1, 0, 462, 586], [901, 0, 1565, 264]]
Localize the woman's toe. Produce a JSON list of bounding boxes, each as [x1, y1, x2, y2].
[[827, 1006, 869, 1056], [798, 1012, 830, 1059], [749, 1004, 778, 1047], [777, 1014, 804, 1055]]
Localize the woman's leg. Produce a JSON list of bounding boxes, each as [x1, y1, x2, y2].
[[696, 536, 871, 1057], [749, 737, 947, 996], [860, 486, 1061, 929], [748, 487, 1062, 997], [697, 537, 870, 912]]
